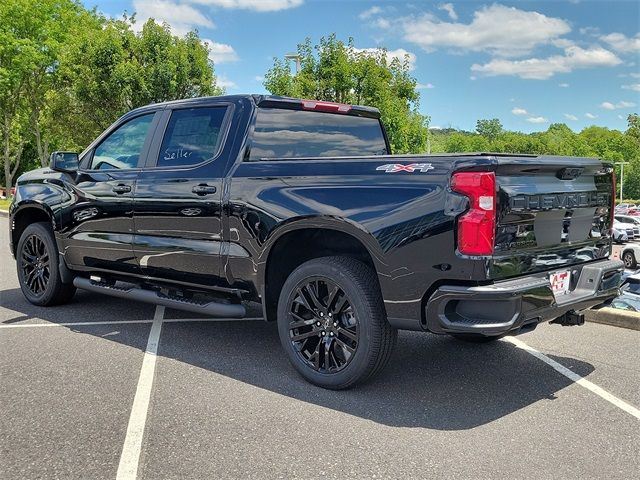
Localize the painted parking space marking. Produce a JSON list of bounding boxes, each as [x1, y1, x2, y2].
[[116, 305, 165, 480], [505, 336, 640, 420]]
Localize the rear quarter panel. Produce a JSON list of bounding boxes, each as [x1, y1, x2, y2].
[[225, 155, 491, 323]]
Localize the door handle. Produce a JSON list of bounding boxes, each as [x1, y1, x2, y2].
[[192, 184, 217, 195], [112, 184, 132, 194]]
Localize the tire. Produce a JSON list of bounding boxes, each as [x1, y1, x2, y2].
[[16, 222, 76, 306], [450, 333, 505, 343], [277, 256, 397, 390], [622, 250, 637, 270]]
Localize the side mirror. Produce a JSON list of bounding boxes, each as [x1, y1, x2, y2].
[[50, 151, 79, 173]]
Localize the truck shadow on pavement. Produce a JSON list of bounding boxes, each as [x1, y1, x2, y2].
[[1, 288, 595, 431]]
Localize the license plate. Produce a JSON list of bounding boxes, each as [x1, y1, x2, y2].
[[550, 270, 571, 297]]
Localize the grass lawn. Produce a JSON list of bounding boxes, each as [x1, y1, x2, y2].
[[0, 198, 12, 210]]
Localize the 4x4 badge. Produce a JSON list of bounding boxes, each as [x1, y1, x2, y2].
[[376, 163, 434, 173]]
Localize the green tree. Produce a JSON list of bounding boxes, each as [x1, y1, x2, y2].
[[1, 1, 223, 189], [52, 16, 223, 149], [0, 0, 92, 178], [264, 34, 429, 154], [475, 118, 503, 141], [627, 113, 640, 141]]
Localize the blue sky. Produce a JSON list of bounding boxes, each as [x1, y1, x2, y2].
[[88, 0, 639, 133]]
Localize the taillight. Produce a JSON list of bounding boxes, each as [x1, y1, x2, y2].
[[451, 171, 496, 256], [301, 100, 352, 114]]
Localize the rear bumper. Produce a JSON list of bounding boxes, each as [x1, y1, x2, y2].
[[424, 258, 623, 336]]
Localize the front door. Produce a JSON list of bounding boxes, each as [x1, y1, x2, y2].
[[62, 112, 158, 275], [132, 105, 231, 288]]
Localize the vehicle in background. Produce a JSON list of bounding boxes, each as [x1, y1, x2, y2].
[[608, 272, 640, 311], [620, 243, 640, 269], [613, 220, 635, 242], [614, 215, 640, 239], [610, 295, 640, 312], [620, 272, 640, 295], [612, 227, 628, 244], [615, 203, 632, 213]]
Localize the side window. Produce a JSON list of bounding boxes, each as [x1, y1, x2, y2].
[[157, 107, 227, 168], [90, 114, 155, 170]]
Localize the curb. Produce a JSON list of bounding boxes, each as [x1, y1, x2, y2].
[[585, 307, 640, 331], [0, 209, 8, 217]]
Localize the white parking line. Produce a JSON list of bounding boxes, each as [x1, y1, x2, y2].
[[116, 305, 165, 480], [505, 336, 640, 420]]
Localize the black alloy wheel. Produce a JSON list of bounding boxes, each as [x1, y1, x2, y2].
[[277, 256, 397, 389], [288, 277, 359, 373], [20, 234, 51, 296], [16, 222, 76, 306]]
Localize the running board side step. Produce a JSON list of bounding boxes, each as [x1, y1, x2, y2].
[[73, 277, 246, 318]]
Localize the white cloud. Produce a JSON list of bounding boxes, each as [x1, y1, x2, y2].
[[353, 47, 417, 70], [133, 0, 214, 36], [585, 112, 597, 119], [471, 45, 622, 79], [254, 75, 264, 82], [359, 5, 382, 19], [600, 100, 636, 110], [416, 83, 435, 89], [564, 114, 578, 121], [469, 76, 477, 81], [202, 39, 238, 63], [373, 18, 391, 29], [526, 116, 548, 124], [622, 83, 640, 92], [579, 26, 600, 36], [600, 32, 640, 53], [216, 75, 237, 89], [438, 3, 458, 21], [402, 4, 570, 57], [511, 107, 528, 116], [618, 114, 625, 120], [190, 0, 303, 12], [559, 82, 570, 87]]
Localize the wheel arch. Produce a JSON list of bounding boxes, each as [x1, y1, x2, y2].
[[259, 217, 386, 323], [10, 201, 56, 257]]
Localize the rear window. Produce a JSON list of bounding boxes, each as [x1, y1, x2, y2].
[[249, 108, 388, 160]]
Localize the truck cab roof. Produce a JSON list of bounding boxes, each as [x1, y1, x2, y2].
[[126, 94, 381, 119]]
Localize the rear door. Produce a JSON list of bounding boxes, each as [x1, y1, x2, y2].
[[490, 156, 614, 280], [132, 104, 232, 288], [63, 112, 159, 274]]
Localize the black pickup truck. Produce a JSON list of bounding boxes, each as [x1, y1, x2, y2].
[[9, 94, 623, 388]]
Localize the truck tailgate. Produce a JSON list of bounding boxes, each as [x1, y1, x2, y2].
[[490, 155, 614, 280]]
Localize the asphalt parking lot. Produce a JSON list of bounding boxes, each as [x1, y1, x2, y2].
[[1, 217, 639, 479]]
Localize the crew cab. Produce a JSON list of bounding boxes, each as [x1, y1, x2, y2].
[[9, 95, 623, 388]]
